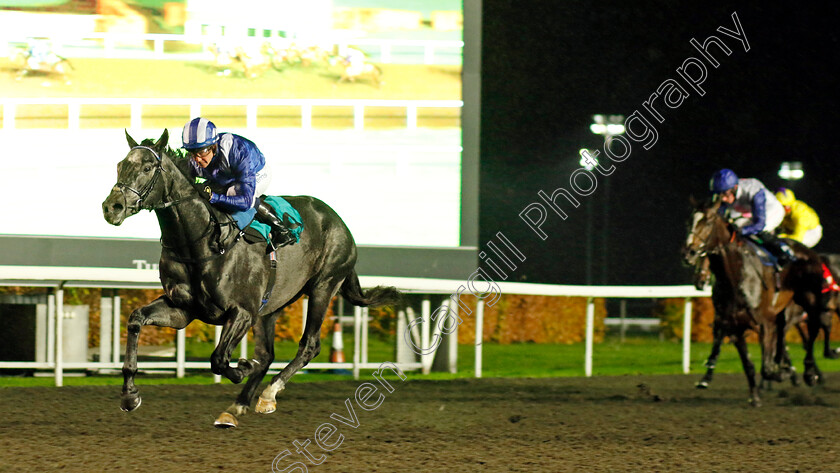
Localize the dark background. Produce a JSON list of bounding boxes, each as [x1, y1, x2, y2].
[[479, 1, 840, 285]]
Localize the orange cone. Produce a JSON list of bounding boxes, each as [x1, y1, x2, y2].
[[329, 320, 345, 363]]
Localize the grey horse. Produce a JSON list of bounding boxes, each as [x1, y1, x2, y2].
[[102, 129, 400, 427]]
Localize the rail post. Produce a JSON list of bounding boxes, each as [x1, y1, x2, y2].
[[584, 297, 595, 377], [54, 282, 65, 387], [683, 297, 693, 374], [475, 299, 484, 378]]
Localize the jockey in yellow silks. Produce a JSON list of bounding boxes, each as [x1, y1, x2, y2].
[[775, 188, 823, 248], [775, 188, 838, 292]]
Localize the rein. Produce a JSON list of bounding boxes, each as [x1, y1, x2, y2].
[[162, 213, 245, 266], [120, 145, 244, 265]]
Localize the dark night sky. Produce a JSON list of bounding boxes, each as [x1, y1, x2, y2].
[[479, 1, 840, 285]]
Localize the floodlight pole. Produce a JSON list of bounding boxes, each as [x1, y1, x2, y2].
[[590, 115, 625, 286]]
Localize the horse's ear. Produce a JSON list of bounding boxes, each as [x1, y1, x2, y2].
[[154, 128, 169, 151], [125, 129, 139, 148], [688, 194, 699, 209]]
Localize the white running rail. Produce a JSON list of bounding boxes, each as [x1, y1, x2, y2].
[[0, 265, 711, 385], [0, 98, 463, 131]]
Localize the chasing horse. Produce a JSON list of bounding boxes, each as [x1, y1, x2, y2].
[[101, 129, 400, 428], [789, 254, 840, 360], [691, 254, 840, 387], [683, 194, 827, 405]]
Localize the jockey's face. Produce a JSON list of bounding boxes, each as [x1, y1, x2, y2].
[[189, 145, 215, 168], [720, 188, 736, 204]]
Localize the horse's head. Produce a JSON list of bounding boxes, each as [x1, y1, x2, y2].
[[102, 129, 171, 226], [682, 196, 729, 267]]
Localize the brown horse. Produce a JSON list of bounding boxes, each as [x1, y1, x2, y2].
[[789, 254, 840, 360], [682, 198, 826, 405], [693, 252, 839, 390]]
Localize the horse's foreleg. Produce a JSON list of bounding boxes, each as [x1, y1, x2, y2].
[[696, 320, 723, 389], [796, 321, 809, 350], [228, 310, 280, 415], [122, 297, 192, 412], [257, 282, 338, 414], [214, 310, 279, 428], [210, 306, 257, 384], [733, 334, 760, 406]]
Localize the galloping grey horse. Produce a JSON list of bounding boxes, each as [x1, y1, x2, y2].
[[102, 129, 400, 427]]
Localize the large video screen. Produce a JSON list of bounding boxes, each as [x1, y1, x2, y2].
[[0, 0, 463, 248]]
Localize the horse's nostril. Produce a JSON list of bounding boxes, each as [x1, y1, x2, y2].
[[104, 201, 124, 214]]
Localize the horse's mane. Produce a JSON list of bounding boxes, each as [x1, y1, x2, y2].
[[139, 138, 193, 182]]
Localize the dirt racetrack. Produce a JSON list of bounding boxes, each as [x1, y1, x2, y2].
[[1, 373, 839, 472]]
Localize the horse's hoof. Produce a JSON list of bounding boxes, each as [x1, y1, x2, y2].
[[255, 396, 276, 414], [214, 412, 238, 429], [749, 398, 762, 407], [695, 381, 709, 389], [120, 395, 142, 412], [804, 373, 819, 387]]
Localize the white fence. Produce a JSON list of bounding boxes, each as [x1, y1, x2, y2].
[[0, 98, 463, 131], [0, 265, 711, 385], [3, 33, 464, 64]]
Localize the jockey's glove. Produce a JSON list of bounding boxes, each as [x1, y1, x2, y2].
[[194, 183, 213, 201]]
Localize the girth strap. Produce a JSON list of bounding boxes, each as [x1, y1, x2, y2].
[[259, 250, 277, 313]]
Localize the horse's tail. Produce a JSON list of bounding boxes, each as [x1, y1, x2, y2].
[[340, 269, 401, 308]]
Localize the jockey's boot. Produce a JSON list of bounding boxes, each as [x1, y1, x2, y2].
[[255, 199, 295, 248], [758, 231, 796, 269]]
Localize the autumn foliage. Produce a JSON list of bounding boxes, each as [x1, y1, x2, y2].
[[10, 286, 838, 348]]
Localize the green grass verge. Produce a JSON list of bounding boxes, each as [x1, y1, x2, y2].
[[3, 334, 840, 387]]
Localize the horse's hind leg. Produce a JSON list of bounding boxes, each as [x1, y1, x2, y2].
[[821, 311, 840, 359], [215, 310, 280, 428], [257, 279, 341, 414], [122, 296, 192, 412], [760, 316, 786, 383], [804, 309, 824, 385], [696, 321, 723, 388]]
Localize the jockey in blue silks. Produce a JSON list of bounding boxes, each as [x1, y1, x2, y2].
[[182, 117, 294, 247], [709, 168, 795, 266]]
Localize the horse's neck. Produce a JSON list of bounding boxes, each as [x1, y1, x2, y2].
[[155, 157, 222, 251], [706, 219, 742, 285]]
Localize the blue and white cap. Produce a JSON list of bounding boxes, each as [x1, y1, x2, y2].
[[182, 117, 218, 149]]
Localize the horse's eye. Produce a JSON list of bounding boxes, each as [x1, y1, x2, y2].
[[144, 166, 152, 173]]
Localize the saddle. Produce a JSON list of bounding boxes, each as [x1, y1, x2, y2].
[[743, 240, 778, 268], [231, 196, 303, 252]]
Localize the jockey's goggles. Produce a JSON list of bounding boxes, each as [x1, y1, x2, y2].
[[188, 146, 214, 159]]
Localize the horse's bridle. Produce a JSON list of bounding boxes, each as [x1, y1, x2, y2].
[[117, 146, 186, 212], [690, 211, 739, 263]]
